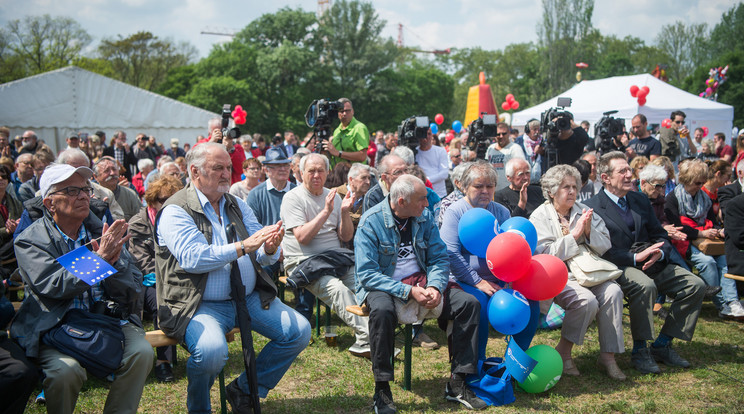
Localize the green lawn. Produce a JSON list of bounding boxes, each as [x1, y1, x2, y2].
[[21, 300, 744, 413]]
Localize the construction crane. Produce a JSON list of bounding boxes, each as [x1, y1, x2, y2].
[[397, 23, 450, 55], [201, 27, 238, 37]]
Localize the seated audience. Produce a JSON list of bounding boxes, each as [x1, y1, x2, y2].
[[438, 162, 471, 228], [229, 158, 262, 201], [12, 163, 152, 414], [650, 156, 677, 196], [0, 165, 21, 276], [530, 164, 626, 380], [723, 194, 744, 278], [355, 174, 487, 412], [702, 160, 732, 222], [364, 154, 407, 212], [718, 160, 744, 218], [664, 159, 743, 319], [696, 139, 719, 162], [494, 158, 545, 217], [585, 151, 705, 374]]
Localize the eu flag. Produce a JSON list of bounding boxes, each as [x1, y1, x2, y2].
[[57, 246, 117, 286]]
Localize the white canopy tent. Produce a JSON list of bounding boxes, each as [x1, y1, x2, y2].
[[0, 66, 219, 153], [512, 74, 735, 142]]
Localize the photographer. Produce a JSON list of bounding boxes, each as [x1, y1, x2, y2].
[[538, 117, 589, 173], [327, 98, 370, 169]]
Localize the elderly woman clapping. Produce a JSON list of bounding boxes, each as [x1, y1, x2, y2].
[[529, 164, 626, 380]]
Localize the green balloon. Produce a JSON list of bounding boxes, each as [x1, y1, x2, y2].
[[517, 344, 563, 393]]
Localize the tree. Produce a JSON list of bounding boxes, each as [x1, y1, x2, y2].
[[710, 2, 744, 59], [655, 21, 710, 84], [98, 31, 197, 91], [3, 14, 91, 76], [681, 50, 744, 127]]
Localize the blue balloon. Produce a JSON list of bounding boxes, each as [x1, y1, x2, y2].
[[430, 123, 439, 134], [488, 289, 530, 335], [458, 208, 497, 258], [500, 217, 537, 254], [452, 120, 463, 133]]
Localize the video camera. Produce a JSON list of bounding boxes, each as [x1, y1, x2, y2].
[[220, 104, 241, 142], [594, 110, 626, 155], [540, 97, 574, 168], [397, 115, 430, 155], [465, 113, 497, 160], [305, 99, 342, 152]]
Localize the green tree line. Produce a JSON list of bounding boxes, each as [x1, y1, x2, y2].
[[2, 1, 743, 132]]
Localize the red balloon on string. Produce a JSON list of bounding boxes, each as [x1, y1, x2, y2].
[[511, 101, 520, 110], [662, 118, 672, 128], [511, 254, 568, 301], [486, 232, 532, 282], [501, 101, 511, 111], [641, 86, 650, 95], [637, 97, 646, 106], [630, 85, 639, 97], [702, 126, 709, 137], [505, 94, 515, 103], [435, 114, 444, 125]]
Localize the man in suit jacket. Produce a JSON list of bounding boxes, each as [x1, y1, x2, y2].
[[724, 193, 744, 278], [103, 131, 138, 180], [585, 151, 705, 375], [718, 161, 744, 218]]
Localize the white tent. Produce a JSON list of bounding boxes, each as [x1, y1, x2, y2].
[[512, 74, 735, 141], [0, 66, 219, 153]]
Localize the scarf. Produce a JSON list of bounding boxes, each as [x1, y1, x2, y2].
[[673, 183, 711, 226]]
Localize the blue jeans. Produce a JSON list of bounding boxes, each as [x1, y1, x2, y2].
[[183, 295, 311, 414], [689, 246, 736, 309]]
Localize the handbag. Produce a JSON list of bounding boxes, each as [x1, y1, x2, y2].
[[42, 308, 125, 379], [466, 357, 515, 407], [567, 245, 622, 287], [692, 238, 725, 256]]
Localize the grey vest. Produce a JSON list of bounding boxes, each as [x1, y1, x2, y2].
[[154, 184, 277, 340]]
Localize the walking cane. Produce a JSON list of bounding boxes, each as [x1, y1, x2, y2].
[[226, 223, 261, 413]]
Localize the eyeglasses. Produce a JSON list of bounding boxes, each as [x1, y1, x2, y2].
[[495, 132, 508, 137], [674, 120, 685, 125], [387, 169, 406, 177], [451, 154, 461, 158], [50, 186, 94, 197]]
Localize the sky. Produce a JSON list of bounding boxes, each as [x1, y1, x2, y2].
[[0, 0, 738, 60]]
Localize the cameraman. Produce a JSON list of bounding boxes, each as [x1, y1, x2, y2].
[[327, 98, 370, 169], [538, 117, 588, 173]]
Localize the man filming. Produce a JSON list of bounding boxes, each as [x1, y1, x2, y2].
[[538, 117, 588, 172], [326, 98, 370, 169]]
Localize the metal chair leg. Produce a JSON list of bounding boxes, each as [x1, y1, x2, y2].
[[403, 324, 412, 391]]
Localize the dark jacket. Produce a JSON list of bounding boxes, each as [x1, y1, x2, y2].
[[718, 180, 743, 219], [154, 184, 277, 340], [128, 207, 155, 275], [11, 211, 142, 358], [584, 189, 672, 269], [103, 146, 138, 180], [724, 193, 744, 276], [286, 249, 354, 290]]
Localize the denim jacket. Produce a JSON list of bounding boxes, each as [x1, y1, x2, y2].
[[354, 196, 449, 305]]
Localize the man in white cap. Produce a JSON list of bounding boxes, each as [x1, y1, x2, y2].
[[11, 163, 151, 414], [166, 138, 186, 159]]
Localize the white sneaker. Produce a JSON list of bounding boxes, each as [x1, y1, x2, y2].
[[719, 301, 744, 320]]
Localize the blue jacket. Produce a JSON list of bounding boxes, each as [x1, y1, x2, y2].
[[354, 195, 449, 305]]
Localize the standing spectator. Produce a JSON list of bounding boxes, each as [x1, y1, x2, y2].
[[10, 154, 34, 199], [166, 138, 186, 159], [486, 122, 526, 192], [658, 110, 695, 163], [328, 98, 370, 169], [280, 131, 299, 158], [732, 131, 744, 177], [0, 127, 18, 159], [239, 136, 254, 159], [132, 158, 154, 197], [131, 134, 158, 163], [103, 131, 138, 180], [415, 128, 450, 198], [18, 130, 40, 156], [714, 132, 734, 163], [449, 147, 462, 170], [627, 114, 661, 161]]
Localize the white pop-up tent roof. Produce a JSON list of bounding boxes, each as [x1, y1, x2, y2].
[[513, 73, 734, 141], [0, 66, 218, 153]]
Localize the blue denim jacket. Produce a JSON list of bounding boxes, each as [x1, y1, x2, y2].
[[354, 196, 449, 305]]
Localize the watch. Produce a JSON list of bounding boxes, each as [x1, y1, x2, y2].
[[338, 151, 343, 158]]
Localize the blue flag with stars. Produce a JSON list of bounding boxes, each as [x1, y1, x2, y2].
[[57, 246, 117, 286]]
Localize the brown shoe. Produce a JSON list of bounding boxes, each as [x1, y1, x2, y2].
[[562, 359, 580, 376], [412, 332, 441, 350], [597, 358, 627, 381]]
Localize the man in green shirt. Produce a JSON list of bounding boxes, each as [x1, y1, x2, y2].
[[326, 98, 370, 169]]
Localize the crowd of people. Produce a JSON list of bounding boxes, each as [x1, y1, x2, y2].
[[0, 102, 743, 414]]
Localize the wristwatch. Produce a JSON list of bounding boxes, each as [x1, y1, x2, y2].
[[338, 151, 343, 158]]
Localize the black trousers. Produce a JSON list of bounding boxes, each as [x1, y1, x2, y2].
[[367, 287, 480, 382], [0, 336, 38, 414], [143, 285, 176, 362]]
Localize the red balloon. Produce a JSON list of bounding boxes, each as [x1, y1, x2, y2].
[[486, 233, 532, 282], [234, 115, 246, 125], [641, 86, 650, 95], [510, 101, 520, 110], [435, 113, 444, 125], [505, 94, 515, 103], [637, 97, 646, 106], [511, 254, 568, 301], [661, 118, 671, 128], [630, 85, 639, 97], [702, 126, 709, 137], [501, 101, 511, 111]]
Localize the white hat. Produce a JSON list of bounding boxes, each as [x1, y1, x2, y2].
[[40, 163, 94, 197], [170, 138, 179, 147]]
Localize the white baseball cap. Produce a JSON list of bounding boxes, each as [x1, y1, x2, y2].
[[40, 163, 94, 197]]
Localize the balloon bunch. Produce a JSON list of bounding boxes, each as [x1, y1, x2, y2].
[[699, 65, 729, 100], [458, 210, 568, 394], [231, 105, 247, 125], [629, 85, 650, 106], [501, 94, 520, 111]]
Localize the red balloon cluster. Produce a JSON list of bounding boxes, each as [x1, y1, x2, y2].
[[702, 126, 709, 137], [434, 113, 444, 125], [232, 105, 247, 125], [501, 94, 520, 111], [629, 85, 650, 106], [661, 118, 672, 128]]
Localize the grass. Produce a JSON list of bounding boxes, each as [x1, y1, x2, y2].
[[21, 297, 744, 413]]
